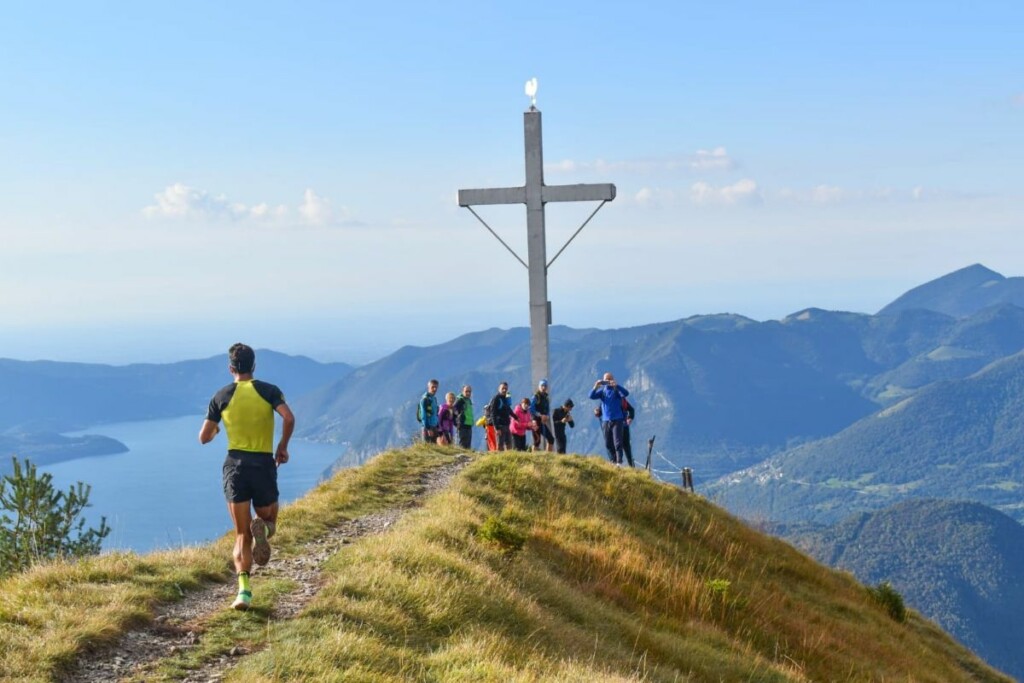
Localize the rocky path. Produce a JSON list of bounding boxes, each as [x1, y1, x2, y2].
[[63, 455, 470, 683]]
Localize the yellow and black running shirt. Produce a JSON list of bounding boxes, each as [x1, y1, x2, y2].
[[206, 380, 285, 455]]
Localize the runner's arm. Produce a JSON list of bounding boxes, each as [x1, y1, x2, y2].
[[198, 419, 219, 444], [275, 403, 295, 464]]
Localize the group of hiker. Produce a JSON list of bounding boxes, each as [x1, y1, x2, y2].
[[417, 372, 636, 465]]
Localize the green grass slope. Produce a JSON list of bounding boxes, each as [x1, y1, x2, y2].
[[0, 449, 1010, 681], [232, 451, 1005, 682]]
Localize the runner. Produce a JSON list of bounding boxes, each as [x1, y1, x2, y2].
[[199, 343, 295, 611]]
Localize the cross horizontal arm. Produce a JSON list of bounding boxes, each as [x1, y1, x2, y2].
[[458, 186, 526, 207], [542, 183, 616, 203]]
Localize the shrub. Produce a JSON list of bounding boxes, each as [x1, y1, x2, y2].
[[476, 514, 526, 553], [0, 457, 110, 576], [868, 581, 907, 623]]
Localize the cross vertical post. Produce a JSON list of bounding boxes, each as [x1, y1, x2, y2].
[[524, 110, 550, 384], [458, 105, 615, 388]]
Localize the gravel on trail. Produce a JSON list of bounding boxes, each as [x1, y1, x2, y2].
[[63, 455, 471, 683]]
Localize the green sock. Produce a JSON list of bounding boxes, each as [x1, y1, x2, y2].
[[238, 571, 251, 593]]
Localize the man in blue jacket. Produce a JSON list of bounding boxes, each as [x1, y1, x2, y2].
[[589, 372, 630, 465], [419, 379, 440, 442]]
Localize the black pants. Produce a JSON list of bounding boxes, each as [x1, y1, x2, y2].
[[554, 425, 568, 454], [512, 433, 528, 451], [623, 425, 634, 467], [458, 425, 473, 449], [602, 420, 625, 464]]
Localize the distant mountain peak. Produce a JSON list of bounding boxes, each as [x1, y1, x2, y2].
[[878, 264, 1024, 318]]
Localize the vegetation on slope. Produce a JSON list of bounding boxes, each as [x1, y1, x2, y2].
[[0, 446, 458, 681], [227, 451, 1005, 682], [791, 499, 1024, 681], [0, 448, 1009, 681]]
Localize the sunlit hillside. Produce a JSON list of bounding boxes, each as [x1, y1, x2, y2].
[[0, 447, 1010, 681]]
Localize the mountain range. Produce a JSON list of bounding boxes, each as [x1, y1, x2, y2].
[[299, 266, 1024, 483], [709, 348, 1024, 524]]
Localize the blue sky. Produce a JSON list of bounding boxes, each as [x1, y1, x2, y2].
[[1, 1, 1021, 363]]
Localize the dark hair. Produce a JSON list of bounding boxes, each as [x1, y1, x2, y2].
[[564, 399, 574, 408], [229, 343, 256, 374]]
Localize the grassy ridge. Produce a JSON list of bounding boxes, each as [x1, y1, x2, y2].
[[225, 452, 1008, 682], [0, 447, 1008, 681], [0, 445, 460, 682]]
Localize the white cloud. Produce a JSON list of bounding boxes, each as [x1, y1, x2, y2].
[[143, 184, 357, 226], [809, 185, 845, 203], [775, 185, 965, 204], [690, 147, 735, 171], [547, 159, 578, 173], [142, 183, 246, 220], [298, 188, 334, 225], [634, 187, 655, 205], [545, 147, 736, 175], [690, 178, 761, 205]]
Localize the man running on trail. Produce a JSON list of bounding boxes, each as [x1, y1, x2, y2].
[[199, 343, 295, 611]]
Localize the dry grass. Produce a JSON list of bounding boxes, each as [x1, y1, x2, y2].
[[0, 447, 1009, 681], [224, 452, 1011, 682], [0, 445, 460, 682]]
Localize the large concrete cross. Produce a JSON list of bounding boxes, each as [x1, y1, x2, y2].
[[458, 106, 616, 387]]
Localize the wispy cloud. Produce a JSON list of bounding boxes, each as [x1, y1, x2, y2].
[[546, 147, 736, 175], [633, 181, 971, 209], [690, 147, 734, 171], [690, 179, 761, 205], [143, 184, 361, 226], [775, 185, 969, 204]]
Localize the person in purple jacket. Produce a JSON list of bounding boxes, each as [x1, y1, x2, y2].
[[589, 372, 630, 465], [437, 392, 457, 445]]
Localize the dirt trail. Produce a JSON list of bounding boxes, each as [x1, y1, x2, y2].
[[63, 455, 470, 683]]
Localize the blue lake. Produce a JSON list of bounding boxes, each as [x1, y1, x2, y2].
[[44, 416, 346, 553]]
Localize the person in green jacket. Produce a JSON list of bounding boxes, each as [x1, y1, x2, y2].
[[453, 385, 475, 449]]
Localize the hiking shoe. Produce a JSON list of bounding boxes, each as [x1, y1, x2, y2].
[[232, 590, 252, 611], [251, 518, 272, 566], [266, 520, 276, 539]]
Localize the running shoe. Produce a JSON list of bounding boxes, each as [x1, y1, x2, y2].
[[251, 517, 272, 566], [232, 590, 252, 611]]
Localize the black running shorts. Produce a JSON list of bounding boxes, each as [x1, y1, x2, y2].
[[223, 451, 279, 507]]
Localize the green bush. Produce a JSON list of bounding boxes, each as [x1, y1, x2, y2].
[[0, 457, 110, 576], [868, 581, 907, 623], [476, 514, 526, 553]]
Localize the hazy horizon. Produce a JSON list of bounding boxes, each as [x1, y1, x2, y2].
[[0, 264, 985, 365]]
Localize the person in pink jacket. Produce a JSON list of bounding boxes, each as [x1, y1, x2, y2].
[[510, 397, 537, 451]]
